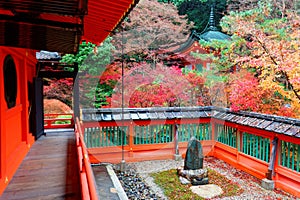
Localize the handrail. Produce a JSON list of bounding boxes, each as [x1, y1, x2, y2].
[[75, 117, 98, 200], [44, 113, 74, 129]]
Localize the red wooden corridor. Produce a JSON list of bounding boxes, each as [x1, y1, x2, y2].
[[0, 129, 80, 200]]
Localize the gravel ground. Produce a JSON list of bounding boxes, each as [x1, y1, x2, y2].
[[124, 157, 299, 200]]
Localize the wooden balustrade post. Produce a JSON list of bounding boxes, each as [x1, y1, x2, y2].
[[210, 119, 216, 156], [80, 121, 85, 140], [173, 122, 181, 161], [211, 119, 215, 141], [274, 137, 281, 181], [48, 120, 52, 129], [237, 130, 242, 152], [129, 122, 134, 157], [71, 115, 75, 128], [266, 137, 278, 180], [236, 130, 242, 162]]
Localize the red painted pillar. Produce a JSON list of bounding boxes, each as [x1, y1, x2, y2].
[[20, 51, 29, 143], [0, 49, 7, 190]]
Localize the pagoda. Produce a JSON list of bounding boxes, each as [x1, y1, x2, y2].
[[168, 6, 230, 70]]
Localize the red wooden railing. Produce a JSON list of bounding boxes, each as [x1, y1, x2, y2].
[[44, 113, 74, 129], [75, 118, 98, 200], [83, 118, 213, 163], [81, 107, 300, 198], [211, 119, 300, 198]]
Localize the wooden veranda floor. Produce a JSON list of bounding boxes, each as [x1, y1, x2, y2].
[[0, 129, 81, 200]]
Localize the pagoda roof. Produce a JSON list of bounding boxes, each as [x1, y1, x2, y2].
[[172, 31, 201, 53], [199, 6, 231, 42], [200, 30, 231, 41], [172, 6, 230, 54]]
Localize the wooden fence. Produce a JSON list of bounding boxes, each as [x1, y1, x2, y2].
[[44, 113, 74, 129], [81, 107, 300, 197], [211, 118, 300, 198]]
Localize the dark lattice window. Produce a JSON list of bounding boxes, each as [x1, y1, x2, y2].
[[3, 55, 17, 109]]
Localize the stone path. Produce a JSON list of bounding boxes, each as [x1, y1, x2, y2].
[[190, 184, 223, 199]]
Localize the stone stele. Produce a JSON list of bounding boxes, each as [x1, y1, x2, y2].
[[184, 137, 204, 170]]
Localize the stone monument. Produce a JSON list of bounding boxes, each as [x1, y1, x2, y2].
[[177, 137, 209, 185], [184, 136, 204, 170]]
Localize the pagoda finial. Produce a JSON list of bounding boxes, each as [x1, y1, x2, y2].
[[208, 5, 217, 31]]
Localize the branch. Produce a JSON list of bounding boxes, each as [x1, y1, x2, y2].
[[254, 35, 300, 101], [281, 71, 300, 101], [255, 36, 278, 65]]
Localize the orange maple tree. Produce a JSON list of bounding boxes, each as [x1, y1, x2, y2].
[[205, 1, 300, 118]]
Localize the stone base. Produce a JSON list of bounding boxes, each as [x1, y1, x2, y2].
[[261, 178, 275, 190], [173, 154, 182, 161], [177, 167, 209, 186], [179, 176, 190, 185], [179, 176, 209, 185], [191, 177, 209, 185]]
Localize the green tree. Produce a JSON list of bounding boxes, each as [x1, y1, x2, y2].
[[61, 38, 115, 75], [61, 37, 117, 108]]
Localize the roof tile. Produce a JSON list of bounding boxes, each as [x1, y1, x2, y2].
[[265, 122, 281, 131], [256, 120, 273, 129], [285, 126, 300, 136]]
